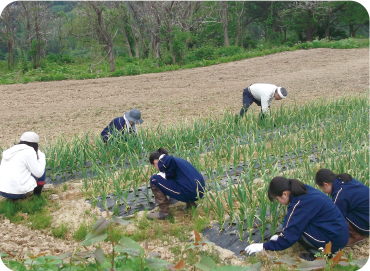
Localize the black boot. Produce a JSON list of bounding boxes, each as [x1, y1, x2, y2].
[[298, 235, 320, 261], [33, 185, 44, 197]]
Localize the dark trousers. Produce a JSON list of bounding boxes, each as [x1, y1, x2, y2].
[[240, 87, 262, 117], [0, 170, 46, 199], [149, 175, 204, 202]]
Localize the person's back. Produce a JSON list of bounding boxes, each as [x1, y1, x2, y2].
[[0, 132, 46, 198], [331, 178, 369, 234]]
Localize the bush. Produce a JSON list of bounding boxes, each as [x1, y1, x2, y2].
[[61, 54, 74, 63], [215, 46, 244, 58]]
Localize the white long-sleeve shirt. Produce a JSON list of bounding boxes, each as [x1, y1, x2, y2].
[[249, 83, 277, 114], [0, 144, 46, 195]]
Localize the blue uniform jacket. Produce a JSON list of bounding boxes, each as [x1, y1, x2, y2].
[[264, 185, 349, 253], [158, 155, 205, 198], [101, 117, 134, 142], [331, 178, 369, 235]]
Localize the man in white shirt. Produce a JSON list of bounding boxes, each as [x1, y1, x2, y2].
[[239, 83, 288, 118]]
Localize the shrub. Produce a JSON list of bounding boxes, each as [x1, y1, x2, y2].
[[215, 46, 244, 58]]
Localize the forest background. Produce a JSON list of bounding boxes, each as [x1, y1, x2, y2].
[[0, 1, 369, 85]]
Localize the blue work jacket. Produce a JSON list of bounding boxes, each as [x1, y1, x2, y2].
[[264, 185, 349, 253], [331, 178, 369, 235], [158, 155, 205, 198], [101, 116, 134, 142]]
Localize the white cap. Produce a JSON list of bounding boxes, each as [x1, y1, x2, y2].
[[20, 131, 39, 143], [277, 87, 288, 99]]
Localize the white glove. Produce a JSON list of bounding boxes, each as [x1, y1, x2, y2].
[[245, 243, 263, 255], [270, 235, 279, 241], [157, 172, 166, 179]]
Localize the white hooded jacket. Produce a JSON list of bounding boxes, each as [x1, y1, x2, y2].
[[0, 144, 46, 195]]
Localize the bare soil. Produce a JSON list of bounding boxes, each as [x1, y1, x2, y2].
[[0, 48, 369, 269], [0, 48, 368, 146]]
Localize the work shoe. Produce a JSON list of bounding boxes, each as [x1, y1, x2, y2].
[[182, 201, 198, 211], [346, 222, 366, 247], [147, 184, 171, 220], [300, 252, 316, 261]]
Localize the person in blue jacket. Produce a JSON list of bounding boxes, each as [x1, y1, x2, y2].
[[101, 108, 143, 143], [147, 148, 205, 220], [245, 177, 349, 261], [315, 169, 369, 246]]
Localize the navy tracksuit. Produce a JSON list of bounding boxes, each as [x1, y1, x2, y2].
[[331, 178, 369, 235], [150, 155, 205, 202], [101, 116, 134, 143], [264, 185, 349, 253]]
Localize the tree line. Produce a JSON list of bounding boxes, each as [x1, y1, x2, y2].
[[0, 1, 368, 71]]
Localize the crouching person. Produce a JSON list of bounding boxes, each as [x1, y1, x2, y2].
[[147, 148, 205, 220], [316, 169, 369, 246], [245, 177, 349, 261], [0, 132, 46, 199]]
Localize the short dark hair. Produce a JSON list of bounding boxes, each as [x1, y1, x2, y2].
[[315, 169, 352, 186], [149, 147, 169, 164], [268, 176, 307, 201], [19, 141, 39, 159]]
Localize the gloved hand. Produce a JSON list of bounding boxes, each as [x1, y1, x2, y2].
[[245, 243, 263, 255], [270, 235, 279, 241]]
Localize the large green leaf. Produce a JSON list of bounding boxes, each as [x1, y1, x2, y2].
[[212, 266, 250, 271], [114, 245, 141, 257], [279, 255, 296, 266], [112, 216, 131, 226], [349, 259, 368, 268], [146, 257, 171, 270], [118, 237, 144, 257], [194, 256, 217, 271], [91, 247, 105, 265], [296, 259, 326, 270], [247, 262, 262, 271], [82, 232, 108, 246], [90, 217, 112, 236]]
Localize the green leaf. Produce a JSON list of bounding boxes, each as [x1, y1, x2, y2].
[[349, 258, 368, 268], [112, 216, 131, 226], [212, 266, 250, 271], [90, 217, 111, 236], [296, 259, 326, 270], [279, 255, 296, 266], [146, 257, 170, 270], [118, 237, 144, 257], [0, 253, 8, 257], [91, 247, 105, 265], [194, 256, 217, 271], [247, 262, 262, 271], [114, 245, 141, 257], [82, 232, 108, 246]]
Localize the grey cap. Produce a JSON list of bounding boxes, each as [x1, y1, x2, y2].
[[20, 131, 39, 143], [125, 108, 144, 124]]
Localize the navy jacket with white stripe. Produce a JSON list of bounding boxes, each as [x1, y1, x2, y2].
[[101, 116, 133, 143], [331, 178, 369, 235], [263, 185, 348, 253]]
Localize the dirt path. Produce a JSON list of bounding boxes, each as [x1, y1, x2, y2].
[[0, 48, 368, 146]]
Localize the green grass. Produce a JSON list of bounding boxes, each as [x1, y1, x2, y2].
[[0, 38, 367, 85], [51, 222, 69, 239], [73, 221, 89, 241]]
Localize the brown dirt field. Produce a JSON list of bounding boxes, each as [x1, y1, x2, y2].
[[0, 48, 368, 146], [0, 48, 369, 269]]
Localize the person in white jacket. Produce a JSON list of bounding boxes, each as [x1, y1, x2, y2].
[[0, 131, 46, 199], [239, 83, 288, 118]]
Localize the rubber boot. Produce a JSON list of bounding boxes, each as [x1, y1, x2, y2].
[[182, 201, 198, 211], [346, 222, 366, 247], [298, 235, 320, 261], [147, 184, 171, 220], [33, 185, 44, 197]]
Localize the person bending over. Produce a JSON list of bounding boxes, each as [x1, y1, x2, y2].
[[101, 108, 143, 144], [245, 177, 348, 261], [147, 148, 205, 220], [0, 132, 46, 199], [316, 168, 369, 246], [239, 83, 288, 119]]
